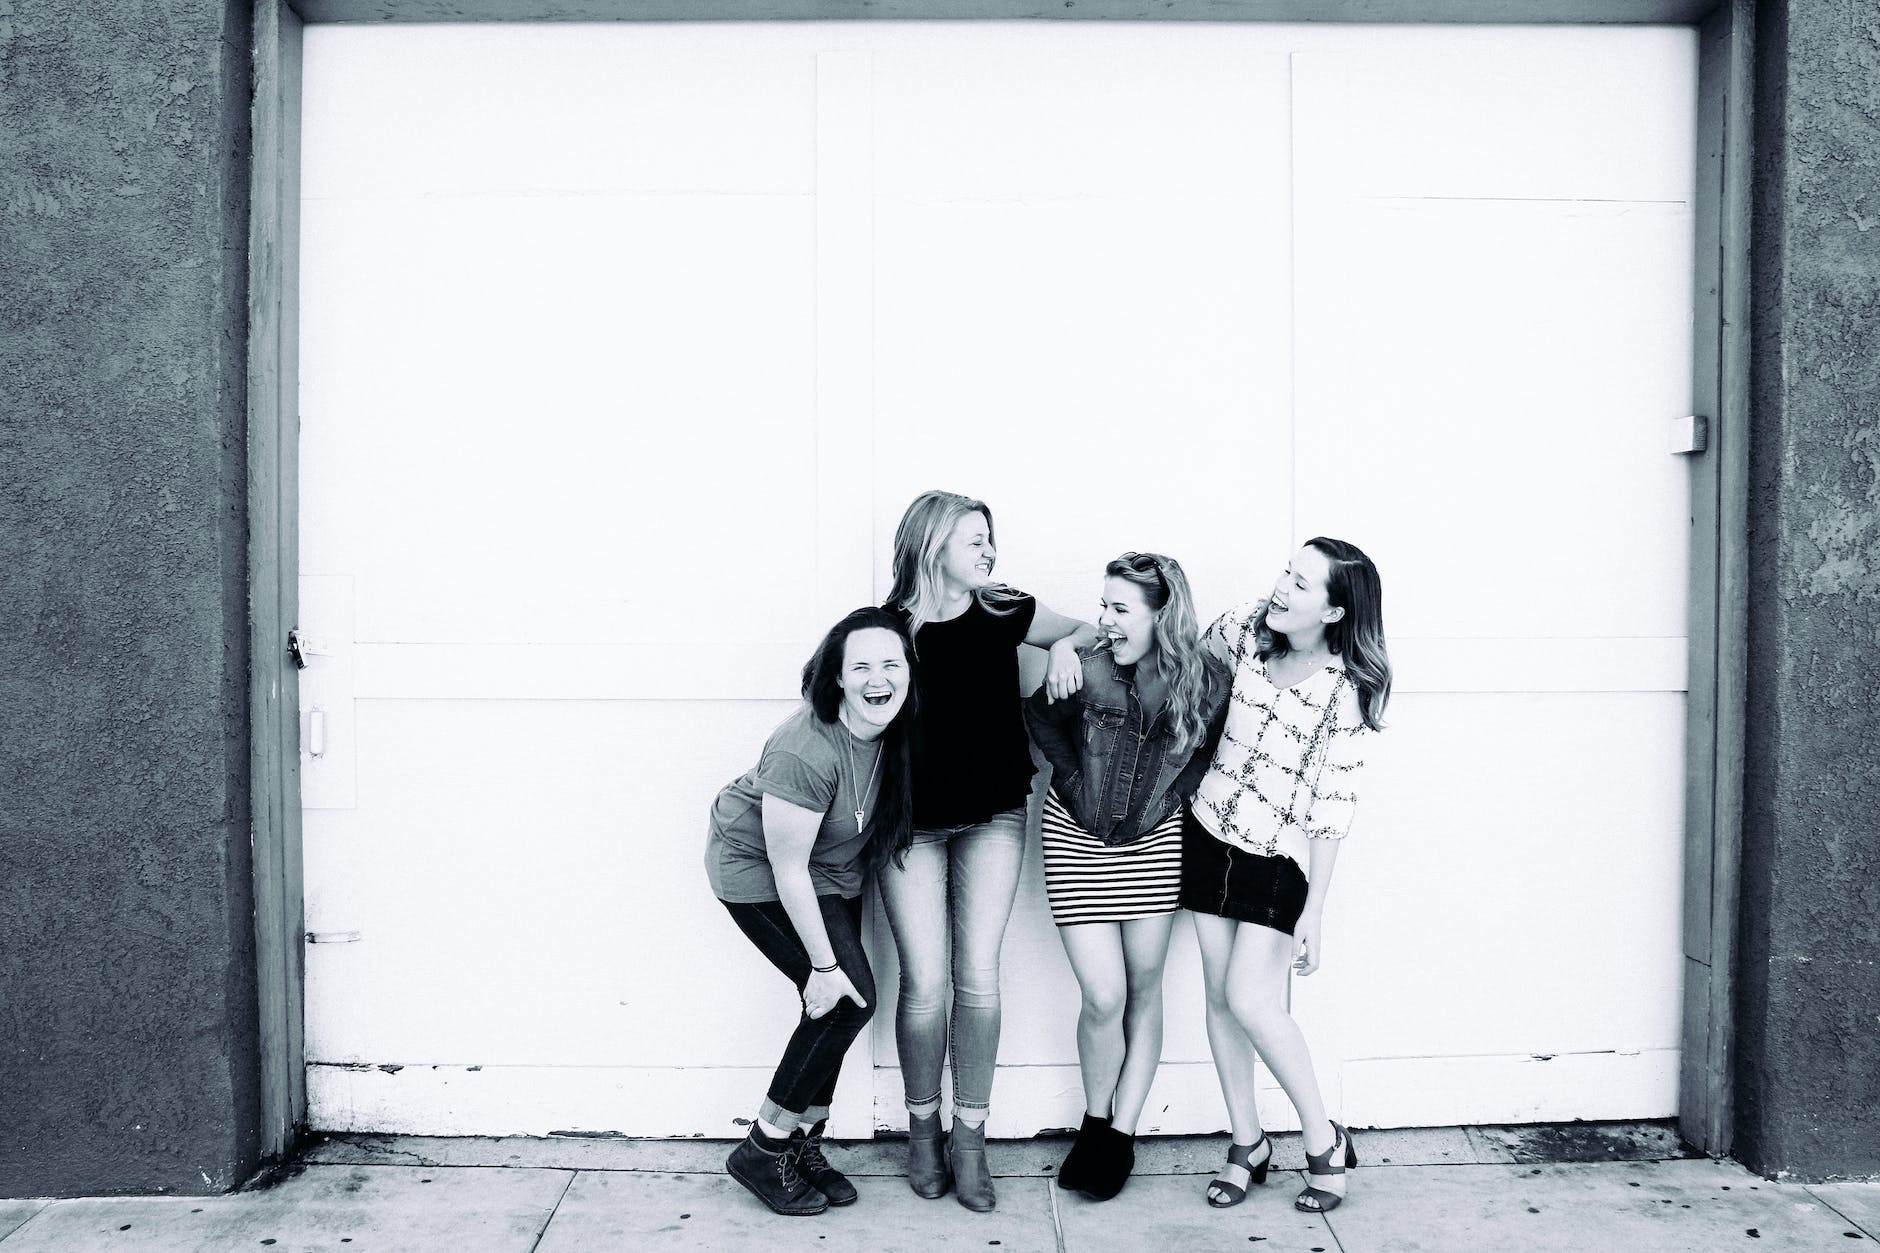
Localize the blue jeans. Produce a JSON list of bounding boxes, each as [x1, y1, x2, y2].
[[720, 893, 876, 1127], [876, 808, 1027, 1116]]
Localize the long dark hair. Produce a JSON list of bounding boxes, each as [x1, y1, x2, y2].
[[1253, 537, 1392, 731], [800, 606, 919, 864], [1102, 552, 1212, 756], [883, 490, 1030, 636]]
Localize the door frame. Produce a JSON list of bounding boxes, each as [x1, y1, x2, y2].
[[245, 0, 1754, 1160]]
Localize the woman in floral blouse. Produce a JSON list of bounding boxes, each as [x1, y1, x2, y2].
[[1180, 537, 1392, 1218]]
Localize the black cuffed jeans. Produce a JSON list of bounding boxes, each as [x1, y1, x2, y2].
[[721, 892, 876, 1127]]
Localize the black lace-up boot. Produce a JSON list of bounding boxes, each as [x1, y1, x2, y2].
[[725, 1124, 828, 1216], [793, 1121, 858, 1206]]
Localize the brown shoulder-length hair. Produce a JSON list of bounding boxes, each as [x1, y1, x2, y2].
[[1252, 537, 1392, 731]]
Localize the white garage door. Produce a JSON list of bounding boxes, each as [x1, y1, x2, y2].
[[297, 21, 1696, 1138]]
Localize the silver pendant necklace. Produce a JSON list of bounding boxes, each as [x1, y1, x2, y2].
[[843, 718, 884, 835]]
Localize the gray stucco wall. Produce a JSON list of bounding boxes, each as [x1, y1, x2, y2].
[[0, 0, 261, 1197], [1737, 0, 1880, 1183]]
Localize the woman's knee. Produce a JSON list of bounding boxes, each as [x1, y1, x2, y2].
[[895, 953, 947, 1014], [1080, 983, 1126, 1025], [1123, 976, 1165, 1016], [898, 979, 946, 1018], [830, 996, 875, 1031], [1201, 971, 1236, 1017], [952, 957, 1002, 1008], [888, 912, 947, 995], [1226, 982, 1285, 1034]]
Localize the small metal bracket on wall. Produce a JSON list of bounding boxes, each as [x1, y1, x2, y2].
[[288, 628, 332, 670], [1670, 415, 1710, 455]]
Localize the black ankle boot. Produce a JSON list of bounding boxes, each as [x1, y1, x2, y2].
[[794, 1121, 857, 1207], [726, 1126, 827, 1216], [1055, 1112, 1112, 1193], [1077, 1123, 1136, 1202]]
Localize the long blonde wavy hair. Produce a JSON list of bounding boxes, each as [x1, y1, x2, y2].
[[1101, 552, 1212, 756], [883, 490, 1029, 636]]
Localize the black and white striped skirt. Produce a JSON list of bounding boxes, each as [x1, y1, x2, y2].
[[1040, 790, 1184, 927]]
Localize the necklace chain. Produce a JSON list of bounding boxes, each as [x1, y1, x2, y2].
[[843, 719, 884, 835]]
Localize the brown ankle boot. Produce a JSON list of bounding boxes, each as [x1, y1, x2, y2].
[[906, 1111, 951, 1199], [948, 1117, 996, 1212]]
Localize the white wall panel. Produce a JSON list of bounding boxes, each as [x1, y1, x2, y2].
[[1332, 692, 1687, 1062], [1294, 200, 1696, 640], [1291, 30, 1696, 204], [869, 28, 1293, 626], [299, 25, 817, 199], [301, 20, 1699, 1139], [1293, 46, 1696, 644], [303, 699, 802, 1066], [300, 194, 819, 647]]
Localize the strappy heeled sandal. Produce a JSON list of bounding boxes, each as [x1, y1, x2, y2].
[[1205, 1132, 1271, 1208], [1293, 1121, 1358, 1214]]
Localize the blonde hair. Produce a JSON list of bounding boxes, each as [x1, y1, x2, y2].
[[884, 490, 1028, 635], [1103, 552, 1211, 755]]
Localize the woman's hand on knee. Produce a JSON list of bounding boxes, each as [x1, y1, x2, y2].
[[804, 967, 868, 1019]]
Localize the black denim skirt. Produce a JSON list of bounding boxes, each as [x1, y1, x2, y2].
[[1177, 809, 1309, 935]]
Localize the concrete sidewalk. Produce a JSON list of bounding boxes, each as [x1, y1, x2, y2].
[[2, 1123, 1874, 1252]]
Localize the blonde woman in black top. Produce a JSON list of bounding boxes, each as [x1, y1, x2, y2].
[[878, 489, 1096, 1212]]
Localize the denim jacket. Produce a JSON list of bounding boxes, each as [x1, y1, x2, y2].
[[1024, 647, 1234, 846]]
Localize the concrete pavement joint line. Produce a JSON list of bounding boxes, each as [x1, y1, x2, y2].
[[296, 1156, 1697, 1175], [1318, 1171, 1353, 1253], [1461, 1125, 1498, 1160], [1046, 1163, 1067, 1253], [524, 1170, 577, 1253], [1807, 1188, 1880, 1242], [303, 1158, 740, 1177], [0, 1203, 57, 1247]]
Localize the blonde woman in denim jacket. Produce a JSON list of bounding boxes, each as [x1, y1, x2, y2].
[[1022, 552, 1231, 1202]]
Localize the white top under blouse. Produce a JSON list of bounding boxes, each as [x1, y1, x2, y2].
[[1190, 601, 1374, 871]]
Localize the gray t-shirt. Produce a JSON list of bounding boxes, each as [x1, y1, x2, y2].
[[704, 703, 883, 904]]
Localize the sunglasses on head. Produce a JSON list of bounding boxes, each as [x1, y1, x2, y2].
[[1118, 552, 1167, 588]]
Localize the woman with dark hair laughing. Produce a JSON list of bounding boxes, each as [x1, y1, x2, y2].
[[705, 606, 919, 1216]]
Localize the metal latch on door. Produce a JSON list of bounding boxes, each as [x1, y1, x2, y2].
[[288, 628, 332, 669], [289, 628, 334, 759]]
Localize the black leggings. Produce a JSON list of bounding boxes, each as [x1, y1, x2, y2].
[[720, 893, 876, 1127]]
